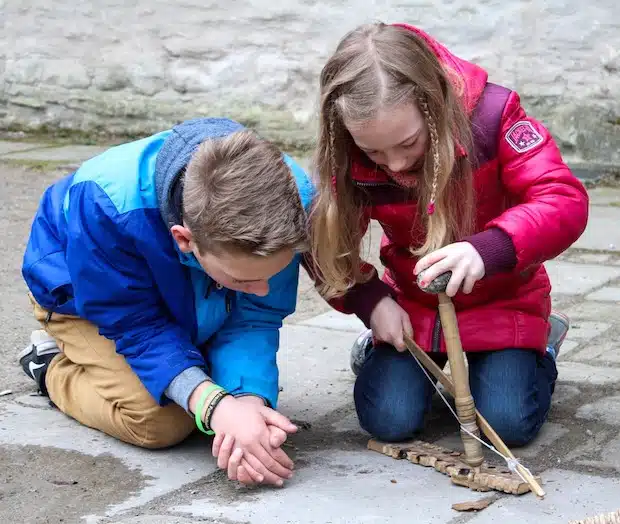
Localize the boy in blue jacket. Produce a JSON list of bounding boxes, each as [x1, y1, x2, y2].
[[19, 118, 314, 488]]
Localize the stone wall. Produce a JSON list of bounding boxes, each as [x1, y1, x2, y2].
[[1, 0, 619, 163]]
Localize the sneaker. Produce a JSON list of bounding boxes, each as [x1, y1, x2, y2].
[[350, 328, 373, 376], [547, 311, 570, 360], [18, 330, 60, 396]]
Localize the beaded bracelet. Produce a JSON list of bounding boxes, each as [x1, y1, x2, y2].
[[204, 389, 229, 434], [194, 384, 227, 435]]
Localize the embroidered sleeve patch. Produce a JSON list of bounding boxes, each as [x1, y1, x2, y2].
[[505, 121, 544, 153]]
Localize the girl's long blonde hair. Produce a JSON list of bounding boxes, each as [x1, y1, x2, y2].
[[310, 22, 476, 300]]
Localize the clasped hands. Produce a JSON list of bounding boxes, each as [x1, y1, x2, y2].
[[209, 394, 298, 487]]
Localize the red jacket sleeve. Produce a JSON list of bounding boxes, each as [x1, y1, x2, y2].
[[485, 91, 589, 272]]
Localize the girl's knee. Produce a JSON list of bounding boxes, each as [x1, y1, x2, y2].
[[480, 407, 542, 447], [363, 418, 424, 443], [354, 384, 426, 442], [353, 347, 433, 442]]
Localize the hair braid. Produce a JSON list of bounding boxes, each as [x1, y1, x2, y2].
[[419, 96, 441, 215]]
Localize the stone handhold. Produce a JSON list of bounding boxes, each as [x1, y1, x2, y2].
[[417, 270, 452, 294]]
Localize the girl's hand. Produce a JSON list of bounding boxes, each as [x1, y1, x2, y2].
[[369, 296, 413, 352], [414, 242, 484, 297]]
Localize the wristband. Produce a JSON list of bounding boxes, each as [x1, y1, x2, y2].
[[194, 384, 225, 435], [204, 389, 229, 434]]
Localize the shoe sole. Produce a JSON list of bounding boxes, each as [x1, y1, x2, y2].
[[17, 345, 34, 362], [17, 344, 60, 363], [550, 311, 570, 327], [549, 311, 570, 353]]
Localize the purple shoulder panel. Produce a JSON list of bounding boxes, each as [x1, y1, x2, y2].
[[470, 83, 512, 166]]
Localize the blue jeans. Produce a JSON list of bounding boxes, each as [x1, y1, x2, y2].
[[354, 343, 558, 446]]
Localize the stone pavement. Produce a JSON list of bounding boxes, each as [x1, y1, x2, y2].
[[1, 141, 620, 524]]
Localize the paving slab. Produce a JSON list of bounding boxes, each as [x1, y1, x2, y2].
[[509, 423, 570, 459], [563, 301, 620, 323], [551, 385, 582, 408], [569, 252, 612, 265], [0, 398, 218, 521], [587, 187, 620, 206], [110, 518, 196, 524], [569, 339, 620, 364], [277, 324, 356, 423], [576, 395, 620, 426], [572, 206, 620, 252], [0, 141, 46, 155], [565, 321, 612, 340], [545, 260, 620, 295], [563, 429, 614, 464], [2, 144, 108, 163], [585, 286, 620, 302], [467, 469, 620, 524], [601, 435, 620, 472], [330, 411, 363, 434], [557, 340, 580, 358], [556, 362, 620, 385], [172, 449, 493, 524], [569, 429, 620, 473], [0, 442, 146, 524], [562, 330, 618, 361]]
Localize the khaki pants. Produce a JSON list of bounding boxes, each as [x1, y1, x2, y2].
[[31, 296, 196, 449]]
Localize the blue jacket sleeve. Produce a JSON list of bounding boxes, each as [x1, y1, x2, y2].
[[205, 254, 301, 409], [64, 181, 207, 404]]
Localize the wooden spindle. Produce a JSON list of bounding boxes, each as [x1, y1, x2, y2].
[[437, 293, 484, 468]]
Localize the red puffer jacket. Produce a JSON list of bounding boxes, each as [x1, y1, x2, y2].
[[324, 23, 589, 355]]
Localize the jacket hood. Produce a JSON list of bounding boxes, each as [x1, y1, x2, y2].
[[154, 117, 245, 228], [393, 23, 489, 114]]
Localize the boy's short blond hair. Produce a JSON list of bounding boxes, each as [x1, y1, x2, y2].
[[183, 129, 308, 256]]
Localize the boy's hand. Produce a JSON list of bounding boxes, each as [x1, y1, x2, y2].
[[369, 295, 413, 352], [234, 396, 289, 447], [209, 395, 297, 486], [212, 427, 291, 486]]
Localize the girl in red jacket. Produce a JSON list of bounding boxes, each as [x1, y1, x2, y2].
[[308, 22, 589, 445]]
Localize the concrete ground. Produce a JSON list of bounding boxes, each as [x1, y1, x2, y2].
[[1, 139, 619, 524]]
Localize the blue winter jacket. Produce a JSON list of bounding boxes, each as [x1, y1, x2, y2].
[[22, 118, 314, 410]]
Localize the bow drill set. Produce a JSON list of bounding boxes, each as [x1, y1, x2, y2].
[[367, 271, 620, 523], [367, 270, 545, 498]]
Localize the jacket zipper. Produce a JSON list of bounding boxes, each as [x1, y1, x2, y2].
[[225, 291, 232, 313], [207, 281, 231, 313], [431, 312, 442, 352], [214, 282, 232, 313], [204, 280, 214, 298]]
